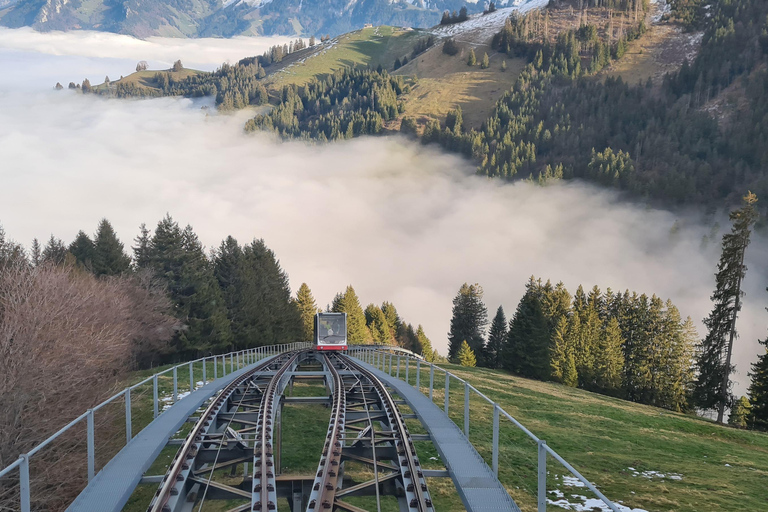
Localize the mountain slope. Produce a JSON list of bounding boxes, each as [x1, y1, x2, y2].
[[0, 0, 547, 37]]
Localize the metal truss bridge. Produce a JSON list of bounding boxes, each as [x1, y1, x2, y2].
[[0, 344, 622, 512]]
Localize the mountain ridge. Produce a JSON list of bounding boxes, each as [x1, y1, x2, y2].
[[0, 0, 537, 37]]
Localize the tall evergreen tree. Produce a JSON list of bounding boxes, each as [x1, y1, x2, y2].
[[92, 219, 131, 276], [296, 283, 319, 342], [41, 235, 68, 265], [593, 317, 624, 395], [30, 238, 41, 267], [416, 325, 434, 361], [133, 223, 151, 269], [365, 304, 390, 345], [486, 306, 507, 369], [503, 287, 549, 379], [68, 230, 95, 271], [149, 216, 232, 356], [457, 340, 477, 367], [748, 327, 768, 430], [550, 315, 578, 386], [381, 301, 401, 344], [572, 285, 600, 389], [694, 192, 758, 422], [332, 286, 369, 344], [447, 283, 488, 362]]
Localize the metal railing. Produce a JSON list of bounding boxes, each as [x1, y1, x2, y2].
[[350, 347, 622, 512], [0, 342, 309, 512]]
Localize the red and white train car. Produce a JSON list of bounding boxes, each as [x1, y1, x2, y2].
[[314, 312, 348, 351]]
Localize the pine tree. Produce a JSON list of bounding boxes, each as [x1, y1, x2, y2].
[[416, 325, 434, 361], [467, 48, 477, 66], [296, 283, 319, 342], [748, 328, 768, 430], [30, 238, 41, 267], [481, 52, 490, 69], [486, 306, 507, 369], [694, 192, 759, 422], [92, 219, 131, 276], [729, 396, 751, 428], [447, 283, 488, 362], [150, 215, 232, 355], [69, 230, 95, 271], [550, 315, 577, 386], [42, 235, 68, 265], [381, 301, 401, 344], [573, 285, 600, 389], [593, 317, 624, 394], [503, 287, 549, 379], [457, 340, 476, 367], [133, 223, 151, 269], [365, 304, 390, 344], [333, 286, 369, 344]]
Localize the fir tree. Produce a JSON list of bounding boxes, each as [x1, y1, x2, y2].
[[30, 238, 41, 267], [504, 287, 549, 379], [92, 219, 131, 276], [133, 223, 151, 269], [481, 52, 490, 69], [447, 283, 488, 362], [365, 304, 390, 344], [729, 396, 751, 428], [748, 330, 768, 430], [296, 283, 319, 342], [68, 230, 95, 271], [150, 215, 232, 355], [593, 317, 624, 394], [486, 306, 507, 369], [550, 315, 577, 386], [381, 301, 401, 344], [333, 285, 369, 344], [467, 48, 477, 66], [42, 235, 68, 266], [694, 192, 759, 422], [457, 340, 477, 367], [416, 325, 434, 361]]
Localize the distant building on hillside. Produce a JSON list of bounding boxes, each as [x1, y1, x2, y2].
[[363, 23, 373, 28]]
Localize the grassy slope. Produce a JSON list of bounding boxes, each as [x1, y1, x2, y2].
[[390, 361, 768, 512], [95, 68, 206, 92]]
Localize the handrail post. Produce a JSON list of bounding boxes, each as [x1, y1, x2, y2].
[[20, 454, 30, 512], [173, 366, 178, 402], [214, 356, 218, 379], [125, 388, 132, 444], [203, 357, 207, 384], [429, 365, 434, 400], [396, 355, 401, 379], [87, 408, 95, 482], [416, 359, 421, 390], [492, 404, 500, 476], [230, 353, 234, 373], [405, 357, 410, 383], [444, 373, 450, 414], [189, 361, 194, 392], [388, 354, 393, 375], [464, 382, 470, 437], [153, 374, 159, 419], [538, 440, 547, 512]]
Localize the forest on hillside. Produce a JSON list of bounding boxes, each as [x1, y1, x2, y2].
[[444, 195, 768, 431]]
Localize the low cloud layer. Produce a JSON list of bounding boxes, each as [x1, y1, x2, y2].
[[0, 29, 765, 397]]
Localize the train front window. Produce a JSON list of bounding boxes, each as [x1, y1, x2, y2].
[[318, 316, 346, 343]]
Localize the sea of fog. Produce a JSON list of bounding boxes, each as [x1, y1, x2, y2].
[[0, 27, 764, 397]]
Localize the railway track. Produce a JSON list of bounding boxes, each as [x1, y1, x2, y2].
[[145, 350, 432, 512]]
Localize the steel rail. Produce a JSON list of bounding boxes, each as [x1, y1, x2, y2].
[[307, 354, 347, 510], [146, 352, 291, 512], [341, 355, 432, 511], [252, 351, 302, 511]]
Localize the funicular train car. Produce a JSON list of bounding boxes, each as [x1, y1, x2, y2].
[[314, 312, 348, 351]]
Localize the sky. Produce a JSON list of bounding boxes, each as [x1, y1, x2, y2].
[[0, 27, 765, 397]]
